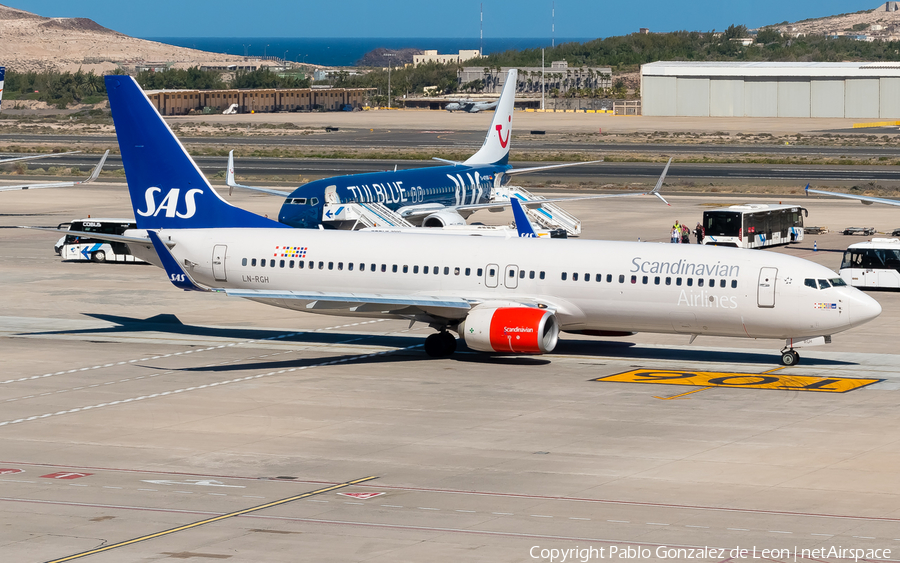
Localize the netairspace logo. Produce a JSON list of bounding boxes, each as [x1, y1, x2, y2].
[[529, 545, 891, 562]]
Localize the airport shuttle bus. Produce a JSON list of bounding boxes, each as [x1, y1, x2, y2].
[[703, 204, 806, 249], [840, 238, 900, 289], [56, 218, 145, 263]]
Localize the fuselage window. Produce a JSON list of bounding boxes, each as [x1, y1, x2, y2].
[[280, 260, 285, 268], [607, 274, 613, 283], [457, 267, 462, 276], [261, 259, 266, 268], [359, 263, 364, 271], [654, 276, 660, 285], [488, 268, 495, 277], [242, 258, 248, 266], [318, 261, 324, 270], [445, 267, 450, 275], [298, 260, 304, 269], [348, 263, 353, 271], [619, 274, 625, 283], [642, 275, 648, 284], [478, 268, 484, 277], [414, 265, 420, 274], [289, 260, 295, 268], [381, 264, 387, 272], [573, 273, 579, 281], [631, 275, 637, 284], [584, 273, 589, 282], [326, 262, 332, 270], [434, 266, 440, 275], [687, 278, 693, 287], [309, 261, 314, 269], [529, 271, 535, 279], [251, 258, 257, 266], [805, 279, 816, 289], [666, 277, 672, 285], [424, 266, 430, 274], [392, 265, 398, 273], [403, 265, 409, 273], [561, 272, 567, 281], [595, 274, 602, 282], [719, 279, 725, 288], [676, 277, 682, 286], [270, 259, 275, 267], [731, 280, 737, 288], [818, 279, 831, 289], [540, 271, 545, 280], [370, 263, 376, 272], [466, 268, 472, 276], [698, 278, 704, 287], [709, 279, 714, 287]]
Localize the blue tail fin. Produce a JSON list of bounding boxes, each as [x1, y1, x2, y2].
[[105, 75, 285, 230], [510, 197, 538, 238]]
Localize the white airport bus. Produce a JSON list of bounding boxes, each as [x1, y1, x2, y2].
[[55, 218, 145, 263], [839, 238, 900, 289], [702, 204, 807, 249]]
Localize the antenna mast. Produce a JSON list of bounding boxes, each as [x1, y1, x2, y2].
[[552, 1, 555, 48], [480, 3, 483, 56]]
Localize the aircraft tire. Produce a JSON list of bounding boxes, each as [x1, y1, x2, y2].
[[780, 350, 799, 366], [92, 250, 106, 263], [439, 331, 457, 355], [425, 332, 457, 357]]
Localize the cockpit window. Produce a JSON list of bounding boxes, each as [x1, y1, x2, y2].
[[286, 198, 307, 205], [818, 279, 831, 289], [310, 197, 319, 206], [804, 279, 817, 289], [830, 277, 847, 287]]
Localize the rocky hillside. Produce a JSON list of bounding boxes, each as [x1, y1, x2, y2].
[[768, 2, 900, 39], [0, 3, 242, 73]]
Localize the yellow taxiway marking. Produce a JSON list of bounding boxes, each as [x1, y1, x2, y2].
[[596, 369, 881, 393], [45, 475, 378, 563], [654, 386, 713, 400]]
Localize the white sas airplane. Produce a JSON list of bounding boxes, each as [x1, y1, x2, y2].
[[46, 75, 882, 366]]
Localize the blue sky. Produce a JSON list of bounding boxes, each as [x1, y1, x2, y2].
[[7, 0, 880, 38]]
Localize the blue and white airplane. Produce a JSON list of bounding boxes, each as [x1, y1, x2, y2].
[[31, 73, 883, 366], [226, 69, 666, 231]]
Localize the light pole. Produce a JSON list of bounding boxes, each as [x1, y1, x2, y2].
[[541, 48, 545, 111], [243, 44, 251, 57], [385, 53, 395, 108], [283, 50, 289, 66], [264, 44, 270, 58]]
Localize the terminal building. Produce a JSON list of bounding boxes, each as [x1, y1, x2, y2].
[[641, 61, 900, 118], [145, 87, 373, 115], [458, 61, 612, 94]]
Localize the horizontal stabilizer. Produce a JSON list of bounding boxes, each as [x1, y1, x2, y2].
[[147, 230, 208, 291]]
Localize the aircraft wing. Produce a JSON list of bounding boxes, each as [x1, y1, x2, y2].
[[0, 150, 81, 165], [403, 158, 672, 218], [0, 150, 109, 192], [504, 160, 605, 176], [225, 150, 293, 197], [22, 224, 150, 244], [806, 184, 900, 207]]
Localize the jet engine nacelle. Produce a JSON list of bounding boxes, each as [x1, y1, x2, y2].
[[460, 306, 559, 354], [422, 209, 467, 228]]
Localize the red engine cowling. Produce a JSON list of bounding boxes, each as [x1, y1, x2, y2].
[[460, 307, 559, 354]]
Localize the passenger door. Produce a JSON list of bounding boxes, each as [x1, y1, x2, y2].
[[757, 267, 777, 308], [212, 245, 228, 282]]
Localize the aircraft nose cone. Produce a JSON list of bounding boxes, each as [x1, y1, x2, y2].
[[849, 290, 882, 328]]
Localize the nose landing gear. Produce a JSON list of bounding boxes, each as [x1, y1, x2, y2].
[[780, 347, 800, 366], [424, 331, 457, 358]]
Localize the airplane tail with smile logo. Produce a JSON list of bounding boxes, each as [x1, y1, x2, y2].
[[104, 75, 286, 230], [464, 68, 517, 167]]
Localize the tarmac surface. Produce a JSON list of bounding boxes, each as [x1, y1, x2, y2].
[[2, 185, 900, 562]]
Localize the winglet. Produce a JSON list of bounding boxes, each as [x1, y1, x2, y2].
[[510, 197, 538, 238], [147, 230, 208, 292], [226, 150, 236, 195], [804, 183, 810, 196], [651, 157, 672, 206], [80, 150, 109, 184]]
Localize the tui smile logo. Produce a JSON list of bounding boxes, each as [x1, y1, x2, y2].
[[495, 115, 511, 148]]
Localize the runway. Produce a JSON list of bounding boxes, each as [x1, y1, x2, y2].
[[2, 186, 900, 562]]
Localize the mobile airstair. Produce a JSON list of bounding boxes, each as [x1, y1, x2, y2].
[[491, 186, 582, 236], [321, 202, 414, 229]]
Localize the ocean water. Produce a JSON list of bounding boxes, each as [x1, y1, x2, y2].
[[143, 37, 592, 67]]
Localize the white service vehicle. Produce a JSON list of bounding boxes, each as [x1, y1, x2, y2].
[[840, 238, 900, 289], [703, 204, 806, 249], [56, 218, 146, 263]]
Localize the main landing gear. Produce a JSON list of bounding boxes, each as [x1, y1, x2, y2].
[[424, 331, 457, 358], [780, 348, 800, 366]]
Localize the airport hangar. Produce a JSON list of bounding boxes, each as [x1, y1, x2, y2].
[[641, 61, 900, 118]]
